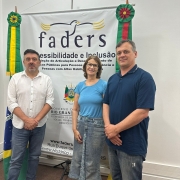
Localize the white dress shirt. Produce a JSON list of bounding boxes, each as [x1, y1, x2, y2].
[[7, 71, 54, 129]]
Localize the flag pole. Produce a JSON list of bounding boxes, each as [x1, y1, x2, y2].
[[71, 0, 73, 9], [15, 6, 17, 13], [126, 0, 135, 6]]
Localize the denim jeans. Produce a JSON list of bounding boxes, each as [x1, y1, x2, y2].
[[108, 146, 143, 180], [68, 115, 105, 180], [8, 124, 46, 180]]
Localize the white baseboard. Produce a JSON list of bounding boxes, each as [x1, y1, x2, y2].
[[0, 152, 2, 160], [0, 141, 3, 161], [142, 174, 179, 180], [143, 161, 180, 180]]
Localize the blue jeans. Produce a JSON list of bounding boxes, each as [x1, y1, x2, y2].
[[108, 146, 143, 180], [68, 115, 105, 180], [8, 124, 46, 180]]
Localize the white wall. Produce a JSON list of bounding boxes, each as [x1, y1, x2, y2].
[[1, 0, 180, 179]]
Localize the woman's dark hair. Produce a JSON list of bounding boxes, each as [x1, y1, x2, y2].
[[83, 55, 102, 79]]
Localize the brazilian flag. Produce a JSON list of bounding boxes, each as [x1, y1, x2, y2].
[[3, 11, 28, 180]]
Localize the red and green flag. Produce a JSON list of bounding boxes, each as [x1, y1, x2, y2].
[[115, 2, 135, 71], [3, 11, 28, 180]]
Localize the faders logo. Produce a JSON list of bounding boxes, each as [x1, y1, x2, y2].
[[41, 19, 105, 36], [38, 18, 106, 48]]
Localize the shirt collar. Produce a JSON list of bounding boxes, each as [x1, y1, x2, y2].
[[118, 64, 138, 77], [22, 70, 42, 78], [127, 64, 138, 74]]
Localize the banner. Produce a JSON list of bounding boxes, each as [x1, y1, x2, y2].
[[21, 7, 118, 166]]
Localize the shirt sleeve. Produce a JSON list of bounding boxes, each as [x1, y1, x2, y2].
[[102, 80, 107, 94], [7, 76, 19, 113], [74, 81, 82, 95], [136, 74, 156, 110], [103, 81, 110, 105], [45, 77, 54, 108]]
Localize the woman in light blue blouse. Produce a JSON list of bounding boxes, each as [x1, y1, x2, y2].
[[68, 55, 107, 180]]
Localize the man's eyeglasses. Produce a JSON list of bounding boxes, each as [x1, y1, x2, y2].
[[87, 63, 98, 68]]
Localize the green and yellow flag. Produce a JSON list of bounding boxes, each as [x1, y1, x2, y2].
[[3, 11, 28, 180], [6, 11, 23, 76]]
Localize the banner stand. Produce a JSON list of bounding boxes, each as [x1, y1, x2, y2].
[[54, 159, 71, 180], [39, 152, 110, 176]]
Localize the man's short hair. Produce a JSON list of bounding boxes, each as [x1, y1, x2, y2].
[[116, 39, 136, 52], [24, 49, 40, 59]]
